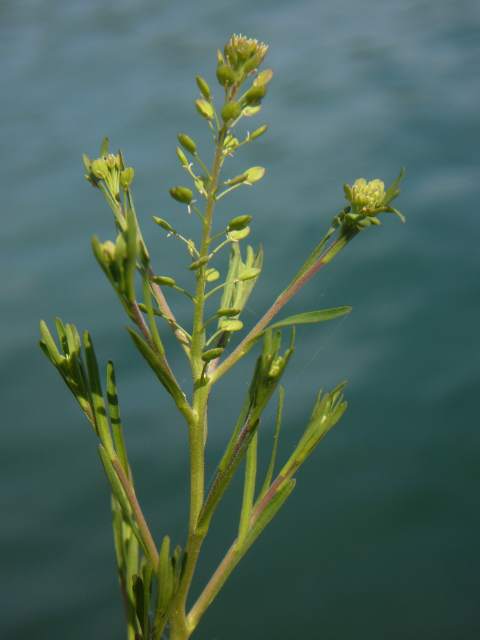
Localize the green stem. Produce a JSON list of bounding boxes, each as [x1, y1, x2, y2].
[[169, 124, 228, 639]]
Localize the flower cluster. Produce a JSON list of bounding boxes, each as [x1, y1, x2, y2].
[[83, 149, 134, 200]]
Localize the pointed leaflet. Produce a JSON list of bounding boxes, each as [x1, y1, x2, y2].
[[267, 307, 352, 331], [142, 278, 165, 357], [238, 432, 258, 544], [127, 328, 184, 405], [154, 535, 174, 639], [241, 479, 296, 553], [259, 386, 285, 498], [383, 168, 406, 206], [83, 330, 115, 455], [106, 361, 130, 475]]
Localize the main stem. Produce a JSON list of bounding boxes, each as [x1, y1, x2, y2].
[[170, 124, 227, 640]]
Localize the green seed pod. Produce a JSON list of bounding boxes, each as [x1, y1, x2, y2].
[[176, 146, 189, 167], [227, 215, 252, 231], [250, 124, 268, 140], [244, 85, 267, 105], [205, 268, 220, 282], [195, 99, 214, 120], [151, 275, 176, 287], [153, 216, 175, 233], [196, 75, 211, 100], [120, 167, 134, 190], [239, 267, 260, 281], [177, 133, 197, 154], [219, 319, 243, 332], [217, 308, 242, 317], [169, 186, 193, 204], [201, 347, 224, 362], [189, 256, 209, 271], [221, 101, 242, 122], [216, 64, 236, 87]]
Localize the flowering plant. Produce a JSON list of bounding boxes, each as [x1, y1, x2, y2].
[[39, 34, 405, 640]]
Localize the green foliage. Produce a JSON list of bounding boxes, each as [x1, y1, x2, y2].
[[40, 33, 405, 640]]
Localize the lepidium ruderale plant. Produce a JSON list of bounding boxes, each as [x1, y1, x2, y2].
[[39, 34, 405, 640]]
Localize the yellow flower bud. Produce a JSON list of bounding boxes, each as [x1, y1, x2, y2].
[[177, 133, 197, 154], [195, 99, 215, 120], [195, 75, 211, 100]]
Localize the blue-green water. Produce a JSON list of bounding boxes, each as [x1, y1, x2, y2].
[[2, 1, 480, 638]]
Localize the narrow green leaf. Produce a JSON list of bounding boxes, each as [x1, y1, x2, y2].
[[383, 167, 406, 206], [268, 306, 352, 331], [124, 209, 138, 303], [39, 321, 63, 365], [238, 431, 258, 544], [155, 535, 174, 631], [142, 279, 165, 357], [83, 331, 115, 455], [260, 386, 285, 497], [111, 496, 126, 574], [106, 361, 130, 475], [125, 533, 140, 629], [243, 479, 296, 552], [198, 417, 259, 533], [141, 561, 153, 638], [127, 328, 180, 402], [99, 136, 109, 156], [98, 444, 132, 522], [132, 575, 145, 633]]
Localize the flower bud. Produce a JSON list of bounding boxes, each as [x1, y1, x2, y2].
[[346, 178, 386, 212], [177, 133, 197, 154], [151, 275, 176, 287], [120, 167, 134, 190], [169, 186, 193, 204], [217, 308, 241, 317], [221, 101, 242, 122], [244, 166, 265, 184], [153, 216, 175, 233], [219, 319, 243, 332], [195, 99, 214, 120], [249, 124, 268, 140], [176, 147, 189, 167], [106, 153, 119, 169], [201, 347, 224, 362], [91, 158, 109, 180], [196, 75, 211, 100], [254, 69, 273, 87], [216, 64, 236, 86], [205, 268, 220, 282], [227, 214, 252, 231], [244, 85, 267, 106], [101, 240, 116, 261]]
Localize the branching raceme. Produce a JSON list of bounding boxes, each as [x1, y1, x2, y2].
[[39, 34, 405, 640]]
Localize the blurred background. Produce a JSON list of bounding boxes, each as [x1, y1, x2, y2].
[[1, 1, 479, 638]]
